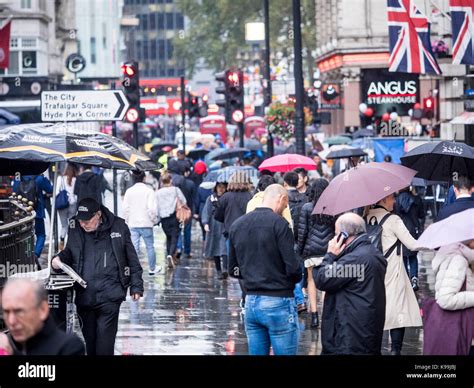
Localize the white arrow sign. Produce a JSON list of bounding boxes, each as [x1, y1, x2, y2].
[[41, 90, 129, 122]]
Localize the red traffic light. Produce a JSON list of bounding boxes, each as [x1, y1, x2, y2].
[[227, 72, 239, 85], [202, 94, 209, 102], [121, 64, 137, 77], [424, 97, 434, 109]]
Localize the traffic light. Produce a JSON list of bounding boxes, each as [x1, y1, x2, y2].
[[423, 97, 435, 119], [305, 89, 320, 124], [215, 71, 230, 122], [188, 92, 200, 118], [121, 60, 141, 123], [227, 69, 244, 124], [215, 69, 244, 124]]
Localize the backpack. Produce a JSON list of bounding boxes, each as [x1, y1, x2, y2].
[[18, 178, 38, 207], [365, 213, 401, 258]]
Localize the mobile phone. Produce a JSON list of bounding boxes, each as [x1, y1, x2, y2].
[[337, 231, 348, 245]]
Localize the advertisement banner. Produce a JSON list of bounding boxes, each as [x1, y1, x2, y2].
[[361, 69, 419, 116], [372, 138, 405, 164]]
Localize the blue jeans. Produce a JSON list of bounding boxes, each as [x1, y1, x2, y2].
[[403, 253, 418, 279], [244, 295, 299, 355], [176, 221, 192, 255], [130, 227, 156, 272], [34, 217, 46, 258]]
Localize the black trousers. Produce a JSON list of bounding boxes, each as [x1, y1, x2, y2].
[[161, 215, 180, 256], [390, 327, 406, 353], [77, 302, 121, 355]]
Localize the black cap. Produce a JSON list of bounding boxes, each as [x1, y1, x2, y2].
[[76, 198, 100, 220]]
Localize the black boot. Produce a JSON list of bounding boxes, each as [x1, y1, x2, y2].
[[311, 312, 319, 328]]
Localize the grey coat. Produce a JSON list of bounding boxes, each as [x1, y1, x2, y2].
[[202, 195, 227, 258]]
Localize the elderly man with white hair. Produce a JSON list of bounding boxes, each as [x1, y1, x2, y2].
[[314, 212, 387, 355], [229, 184, 302, 355]]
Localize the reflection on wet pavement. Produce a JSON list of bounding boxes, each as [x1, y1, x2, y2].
[[115, 224, 436, 355]]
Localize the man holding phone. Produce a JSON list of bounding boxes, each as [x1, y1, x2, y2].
[[313, 213, 387, 355]]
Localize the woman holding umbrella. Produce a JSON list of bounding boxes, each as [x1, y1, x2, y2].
[[365, 193, 422, 355]]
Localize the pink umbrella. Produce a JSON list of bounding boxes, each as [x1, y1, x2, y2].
[[258, 154, 316, 172], [312, 162, 417, 216], [416, 208, 474, 249]]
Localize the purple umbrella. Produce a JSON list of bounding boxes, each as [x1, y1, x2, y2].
[[416, 208, 474, 249], [312, 162, 417, 216]]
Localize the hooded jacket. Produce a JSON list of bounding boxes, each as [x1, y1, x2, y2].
[[432, 243, 474, 311], [58, 205, 144, 307], [74, 170, 103, 204]]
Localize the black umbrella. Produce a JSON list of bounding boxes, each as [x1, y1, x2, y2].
[[150, 141, 178, 152], [211, 147, 251, 160], [401, 141, 474, 181], [411, 177, 446, 187], [244, 138, 263, 151], [326, 147, 367, 160], [187, 148, 209, 160], [352, 128, 375, 139], [0, 123, 157, 270], [0, 123, 157, 171], [0, 160, 50, 176]]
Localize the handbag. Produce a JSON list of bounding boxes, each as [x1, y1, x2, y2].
[[55, 177, 70, 210], [175, 188, 191, 225], [422, 280, 474, 355]]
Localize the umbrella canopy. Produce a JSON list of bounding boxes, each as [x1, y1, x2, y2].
[[258, 153, 316, 172], [324, 135, 352, 146], [313, 162, 417, 216], [352, 128, 375, 139], [326, 147, 367, 160], [0, 123, 156, 171], [0, 160, 50, 176], [187, 148, 209, 160], [244, 138, 263, 151], [411, 177, 446, 187], [204, 165, 259, 184], [416, 208, 474, 249], [211, 147, 250, 160], [401, 141, 474, 181], [150, 141, 178, 152]]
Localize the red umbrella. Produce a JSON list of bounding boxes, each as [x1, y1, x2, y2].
[[258, 154, 316, 172], [312, 162, 417, 216]]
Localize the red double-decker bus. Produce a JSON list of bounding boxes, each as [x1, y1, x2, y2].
[[140, 78, 184, 116]]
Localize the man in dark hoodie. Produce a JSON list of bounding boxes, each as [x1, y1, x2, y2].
[[74, 164, 105, 205], [52, 198, 144, 355]]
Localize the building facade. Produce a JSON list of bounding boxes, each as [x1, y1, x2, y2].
[[74, 0, 122, 83], [313, 0, 470, 142], [122, 0, 185, 79]]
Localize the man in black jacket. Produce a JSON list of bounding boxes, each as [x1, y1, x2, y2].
[[52, 198, 144, 355], [0, 278, 85, 355], [229, 184, 302, 355], [314, 213, 387, 355]]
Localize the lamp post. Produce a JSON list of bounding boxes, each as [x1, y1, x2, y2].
[[292, 0, 305, 156]]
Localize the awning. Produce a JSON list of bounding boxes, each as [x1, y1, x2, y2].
[[450, 111, 474, 125]]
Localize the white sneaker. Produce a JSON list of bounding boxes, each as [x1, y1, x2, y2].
[[149, 266, 163, 276]]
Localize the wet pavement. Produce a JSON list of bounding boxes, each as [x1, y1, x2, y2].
[[114, 221, 436, 356]]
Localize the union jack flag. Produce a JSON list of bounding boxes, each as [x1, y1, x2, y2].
[[387, 0, 442, 74], [450, 0, 474, 65]]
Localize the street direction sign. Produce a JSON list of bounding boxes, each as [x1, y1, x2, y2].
[[41, 90, 129, 122]]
